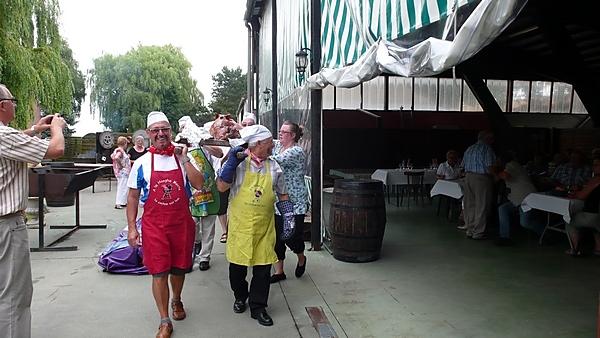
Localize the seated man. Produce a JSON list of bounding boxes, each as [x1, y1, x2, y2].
[[436, 150, 462, 180], [494, 153, 545, 246], [566, 157, 600, 256], [550, 150, 592, 191]]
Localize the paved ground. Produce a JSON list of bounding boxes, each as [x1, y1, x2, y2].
[[27, 181, 600, 337]]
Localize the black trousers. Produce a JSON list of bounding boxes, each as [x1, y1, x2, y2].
[[229, 263, 271, 315], [274, 214, 306, 260]]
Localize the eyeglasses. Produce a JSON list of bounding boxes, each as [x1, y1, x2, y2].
[[0, 98, 18, 105], [279, 130, 292, 135], [148, 127, 171, 134]]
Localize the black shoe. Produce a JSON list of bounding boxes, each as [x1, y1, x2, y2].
[[494, 237, 514, 247], [198, 261, 210, 271], [295, 257, 306, 278], [469, 234, 488, 240], [270, 273, 286, 284], [251, 311, 273, 326], [233, 300, 246, 313]]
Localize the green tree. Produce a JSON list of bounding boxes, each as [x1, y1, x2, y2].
[[0, 0, 78, 129], [209, 66, 246, 116], [60, 38, 86, 119], [89, 45, 208, 132]]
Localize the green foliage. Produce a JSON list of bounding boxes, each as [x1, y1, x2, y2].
[[60, 39, 86, 118], [209, 66, 247, 116], [0, 0, 80, 130], [89, 45, 208, 132]]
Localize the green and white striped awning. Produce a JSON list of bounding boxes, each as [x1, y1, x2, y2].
[[321, 0, 473, 69]]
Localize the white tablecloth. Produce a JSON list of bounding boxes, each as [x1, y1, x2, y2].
[[520, 192, 585, 223], [371, 169, 437, 186], [429, 179, 464, 199]]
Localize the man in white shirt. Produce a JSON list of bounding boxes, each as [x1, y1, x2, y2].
[[495, 153, 544, 246]]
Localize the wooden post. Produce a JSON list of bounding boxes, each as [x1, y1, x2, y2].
[[310, 0, 322, 251]]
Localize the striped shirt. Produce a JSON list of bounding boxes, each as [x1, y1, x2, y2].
[[0, 123, 49, 216], [550, 163, 592, 187], [462, 141, 496, 175]]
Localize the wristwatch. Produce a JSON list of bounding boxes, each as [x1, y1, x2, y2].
[[30, 125, 37, 134], [180, 157, 191, 164]]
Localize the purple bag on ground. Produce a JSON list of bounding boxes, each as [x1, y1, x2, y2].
[[276, 200, 296, 241], [98, 219, 148, 275]]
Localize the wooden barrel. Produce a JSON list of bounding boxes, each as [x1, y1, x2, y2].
[[328, 179, 386, 262]]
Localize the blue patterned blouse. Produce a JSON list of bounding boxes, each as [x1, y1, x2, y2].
[[272, 140, 309, 215]]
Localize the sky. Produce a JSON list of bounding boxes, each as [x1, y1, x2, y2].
[[57, 0, 248, 135]]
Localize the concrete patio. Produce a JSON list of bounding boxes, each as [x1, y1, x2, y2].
[[27, 181, 600, 338]]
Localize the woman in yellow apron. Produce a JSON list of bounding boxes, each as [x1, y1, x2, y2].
[[217, 125, 288, 327]]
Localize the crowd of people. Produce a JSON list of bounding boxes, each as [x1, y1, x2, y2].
[[0, 78, 310, 338], [434, 130, 600, 253], [4, 75, 598, 337], [118, 111, 309, 337]]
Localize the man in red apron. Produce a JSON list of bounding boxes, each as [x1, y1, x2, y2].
[[126, 111, 205, 338], [217, 125, 288, 327]]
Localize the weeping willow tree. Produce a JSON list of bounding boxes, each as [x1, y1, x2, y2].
[[0, 0, 82, 130], [90, 45, 208, 132]]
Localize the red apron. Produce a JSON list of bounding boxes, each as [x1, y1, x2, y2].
[[142, 153, 195, 274]]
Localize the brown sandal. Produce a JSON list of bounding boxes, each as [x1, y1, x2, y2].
[[156, 322, 173, 338], [171, 300, 186, 321]]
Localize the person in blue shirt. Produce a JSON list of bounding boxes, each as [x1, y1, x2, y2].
[[461, 130, 497, 240]]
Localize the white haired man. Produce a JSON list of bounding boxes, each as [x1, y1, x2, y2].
[[462, 130, 497, 240]]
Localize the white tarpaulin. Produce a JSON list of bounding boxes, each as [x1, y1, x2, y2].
[[307, 0, 528, 89]]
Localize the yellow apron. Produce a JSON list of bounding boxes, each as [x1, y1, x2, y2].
[[226, 159, 278, 266]]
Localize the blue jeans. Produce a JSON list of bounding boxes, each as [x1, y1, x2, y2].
[[498, 201, 545, 239]]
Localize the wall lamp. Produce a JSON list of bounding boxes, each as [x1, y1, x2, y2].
[[262, 87, 272, 104], [295, 47, 312, 80]]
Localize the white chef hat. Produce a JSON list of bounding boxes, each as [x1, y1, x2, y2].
[[242, 112, 256, 122], [147, 111, 169, 128], [178, 116, 193, 130], [238, 125, 272, 145]]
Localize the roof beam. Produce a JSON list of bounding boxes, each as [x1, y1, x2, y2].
[[534, 1, 600, 126], [459, 67, 513, 151]]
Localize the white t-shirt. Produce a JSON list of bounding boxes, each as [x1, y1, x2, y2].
[[437, 161, 461, 180], [504, 161, 536, 206], [127, 152, 191, 205]]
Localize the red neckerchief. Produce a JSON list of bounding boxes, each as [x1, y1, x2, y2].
[[149, 144, 175, 156]]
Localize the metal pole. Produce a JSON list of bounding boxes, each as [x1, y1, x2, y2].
[[271, 0, 279, 133], [310, 0, 322, 251], [38, 171, 45, 249], [246, 22, 253, 116]]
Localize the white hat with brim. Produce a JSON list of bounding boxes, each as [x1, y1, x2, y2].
[[238, 125, 272, 145], [242, 112, 256, 122], [147, 111, 170, 128]]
